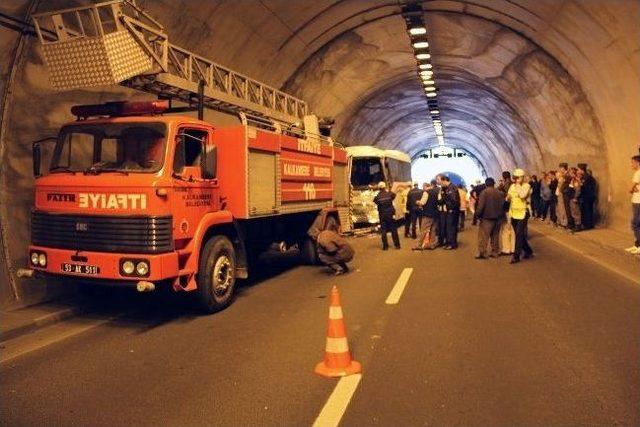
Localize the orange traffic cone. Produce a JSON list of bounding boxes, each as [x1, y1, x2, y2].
[[315, 285, 362, 377]]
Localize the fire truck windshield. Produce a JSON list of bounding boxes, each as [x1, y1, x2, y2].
[[50, 123, 167, 174]]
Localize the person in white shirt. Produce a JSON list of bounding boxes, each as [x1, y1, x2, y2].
[[626, 155, 640, 254]]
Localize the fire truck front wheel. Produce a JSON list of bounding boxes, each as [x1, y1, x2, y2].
[[197, 236, 237, 313]]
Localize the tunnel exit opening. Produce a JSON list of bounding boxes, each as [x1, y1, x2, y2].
[[412, 146, 486, 189]]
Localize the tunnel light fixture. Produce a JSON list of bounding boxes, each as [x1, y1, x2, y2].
[[403, 2, 446, 148]]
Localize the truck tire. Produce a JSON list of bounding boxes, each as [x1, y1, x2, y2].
[[300, 237, 319, 265], [197, 236, 236, 313]]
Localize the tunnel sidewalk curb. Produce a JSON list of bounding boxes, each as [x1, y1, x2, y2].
[[530, 222, 640, 285], [0, 304, 85, 343]]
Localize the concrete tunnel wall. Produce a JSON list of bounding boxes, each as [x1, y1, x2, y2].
[[0, 0, 638, 306]]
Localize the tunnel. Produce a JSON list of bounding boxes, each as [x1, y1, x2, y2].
[[0, 0, 638, 307]]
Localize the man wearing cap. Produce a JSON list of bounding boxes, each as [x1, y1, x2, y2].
[[373, 181, 401, 250], [507, 168, 534, 263]]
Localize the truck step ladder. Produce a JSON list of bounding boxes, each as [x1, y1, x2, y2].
[[31, 0, 308, 126]]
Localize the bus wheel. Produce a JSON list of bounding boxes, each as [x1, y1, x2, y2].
[[197, 236, 236, 313]]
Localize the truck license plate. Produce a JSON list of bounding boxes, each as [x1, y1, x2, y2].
[[61, 263, 100, 275]]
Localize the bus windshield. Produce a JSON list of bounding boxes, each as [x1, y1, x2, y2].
[[50, 122, 166, 174], [351, 157, 384, 188]]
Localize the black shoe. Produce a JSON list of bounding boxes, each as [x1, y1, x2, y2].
[[510, 257, 520, 264], [382, 246, 389, 251], [443, 245, 453, 250], [475, 255, 486, 260]]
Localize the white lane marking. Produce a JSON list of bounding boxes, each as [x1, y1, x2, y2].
[[385, 268, 413, 305], [313, 374, 362, 427]]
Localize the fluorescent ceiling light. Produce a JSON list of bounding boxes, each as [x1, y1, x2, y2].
[[422, 79, 435, 85], [430, 110, 439, 114], [424, 86, 436, 91], [409, 27, 427, 35], [419, 63, 433, 70], [426, 92, 437, 97], [413, 41, 429, 49], [415, 53, 431, 60]]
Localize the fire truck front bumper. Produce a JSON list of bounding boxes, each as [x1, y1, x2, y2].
[[24, 246, 179, 283]]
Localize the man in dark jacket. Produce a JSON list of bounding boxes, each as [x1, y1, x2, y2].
[[317, 223, 355, 275], [373, 182, 400, 250], [441, 175, 461, 250], [475, 177, 505, 259], [578, 165, 597, 229], [405, 182, 423, 239]]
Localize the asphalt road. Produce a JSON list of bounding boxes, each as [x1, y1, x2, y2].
[[1, 227, 639, 426]]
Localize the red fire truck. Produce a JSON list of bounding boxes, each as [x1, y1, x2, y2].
[[21, 101, 348, 312], [18, 1, 353, 312]]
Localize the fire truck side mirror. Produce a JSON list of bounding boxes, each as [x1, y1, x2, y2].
[[33, 141, 41, 177], [203, 146, 217, 179]]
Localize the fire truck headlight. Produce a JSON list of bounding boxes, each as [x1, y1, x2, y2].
[[38, 253, 47, 267], [31, 252, 39, 266], [122, 260, 135, 275], [136, 261, 149, 276]]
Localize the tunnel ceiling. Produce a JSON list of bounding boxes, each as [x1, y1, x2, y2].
[[130, 0, 636, 183]]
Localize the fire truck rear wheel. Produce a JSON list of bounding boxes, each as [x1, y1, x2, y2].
[[197, 236, 236, 313]]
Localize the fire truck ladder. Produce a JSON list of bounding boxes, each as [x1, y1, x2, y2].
[[31, 0, 308, 126]]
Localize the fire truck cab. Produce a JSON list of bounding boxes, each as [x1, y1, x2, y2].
[[24, 101, 348, 312]]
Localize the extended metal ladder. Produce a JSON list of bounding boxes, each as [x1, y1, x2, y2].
[[31, 0, 308, 125]]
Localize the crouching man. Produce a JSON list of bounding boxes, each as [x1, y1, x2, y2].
[[317, 223, 355, 276]]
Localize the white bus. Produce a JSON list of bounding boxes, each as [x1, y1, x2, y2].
[[346, 147, 412, 227]]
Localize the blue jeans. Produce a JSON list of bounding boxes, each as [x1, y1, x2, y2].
[[633, 204, 640, 246]]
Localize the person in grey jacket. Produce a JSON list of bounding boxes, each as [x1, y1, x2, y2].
[[475, 178, 505, 259]]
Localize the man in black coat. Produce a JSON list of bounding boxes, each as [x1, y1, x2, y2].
[[405, 182, 423, 239], [441, 175, 461, 250], [373, 182, 400, 250], [475, 177, 505, 259], [578, 165, 597, 229]]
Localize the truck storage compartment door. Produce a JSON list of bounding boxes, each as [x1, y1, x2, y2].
[[248, 150, 276, 216]]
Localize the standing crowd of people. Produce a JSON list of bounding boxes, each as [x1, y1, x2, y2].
[[316, 155, 640, 275], [520, 163, 597, 232]]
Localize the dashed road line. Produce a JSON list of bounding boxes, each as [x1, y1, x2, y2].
[[385, 268, 413, 305], [313, 374, 362, 427]]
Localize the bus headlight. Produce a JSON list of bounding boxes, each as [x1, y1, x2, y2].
[[31, 252, 39, 266], [38, 253, 47, 267]]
